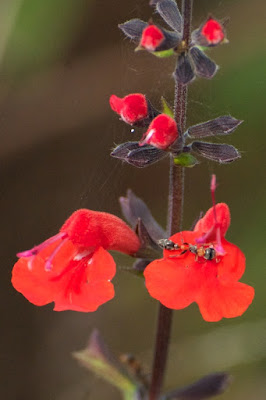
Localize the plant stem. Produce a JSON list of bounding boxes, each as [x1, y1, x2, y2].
[[148, 1, 193, 400]]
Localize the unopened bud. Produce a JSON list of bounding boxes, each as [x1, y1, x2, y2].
[[110, 93, 148, 125], [139, 114, 178, 150], [140, 25, 165, 51]]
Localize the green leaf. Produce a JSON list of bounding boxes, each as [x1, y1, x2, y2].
[[174, 153, 199, 167], [73, 330, 139, 399], [196, 45, 208, 52], [161, 97, 174, 118], [152, 48, 175, 58]]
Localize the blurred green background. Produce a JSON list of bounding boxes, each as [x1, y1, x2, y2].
[[1, 0, 266, 399]]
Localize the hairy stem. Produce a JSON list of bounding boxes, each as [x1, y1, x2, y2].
[[148, 1, 193, 400]]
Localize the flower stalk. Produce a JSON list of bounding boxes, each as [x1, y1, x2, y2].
[[149, 2, 193, 400]]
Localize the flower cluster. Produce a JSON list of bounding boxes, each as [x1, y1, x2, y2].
[[110, 93, 242, 167], [107, 2, 243, 169], [12, 210, 140, 311], [110, 93, 178, 150], [10, 2, 255, 399], [11, 186, 255, 321], [120, 0, 227, 84], [11, 0, 254, 331]]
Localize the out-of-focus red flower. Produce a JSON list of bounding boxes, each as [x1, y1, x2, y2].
[[140, 25, 165, 51], [201, 18, 225, 46], [110, 93, 148, 125], [144, 203, 254, 322], [12, 210, 140, 312], [139, 114, 178, 150]]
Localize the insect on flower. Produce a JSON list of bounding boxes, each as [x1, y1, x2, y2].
[[158, 239, 217, 261], [144, 175, 255, 322]]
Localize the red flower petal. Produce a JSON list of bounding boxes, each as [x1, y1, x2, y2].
[[60, 209, 140, 255], [217, 239, 246, 282], [139, 114, 178, 150], [169, 230, 199, 245], [109, 93, 148, 124], [12, 257, 55, 306], [201, 18, 225, 46], [11, 240, 75, 306], [85, 246, 116, 281], [109, 95, 123, 114], [194, 203, 230, 238], [197, 280, 254, 322], [140, 25, 165, 51], [54, 281, 114, 312], [144, 257, 200, 309], [52, 247, 115, 312]]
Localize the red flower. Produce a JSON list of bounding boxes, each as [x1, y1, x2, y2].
[[110, 93, 148, 125], [201, 18, 225, 46], [140, 25, 165, 51], [12, 210, 140, 312], [139, 114, 178, 150], [144, 203, 254, 322]]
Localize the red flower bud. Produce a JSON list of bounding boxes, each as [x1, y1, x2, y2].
[[140, 25, 165, 51], [110, 93, 148, 125], [201, 18, 225, 46], [139, 114, 178, 150]]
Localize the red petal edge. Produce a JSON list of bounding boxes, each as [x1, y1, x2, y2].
[[144, 257, 200, 309], [197, 280, 254, 322]]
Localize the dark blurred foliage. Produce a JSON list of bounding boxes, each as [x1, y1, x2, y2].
[[1, 0, 266, 399]]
